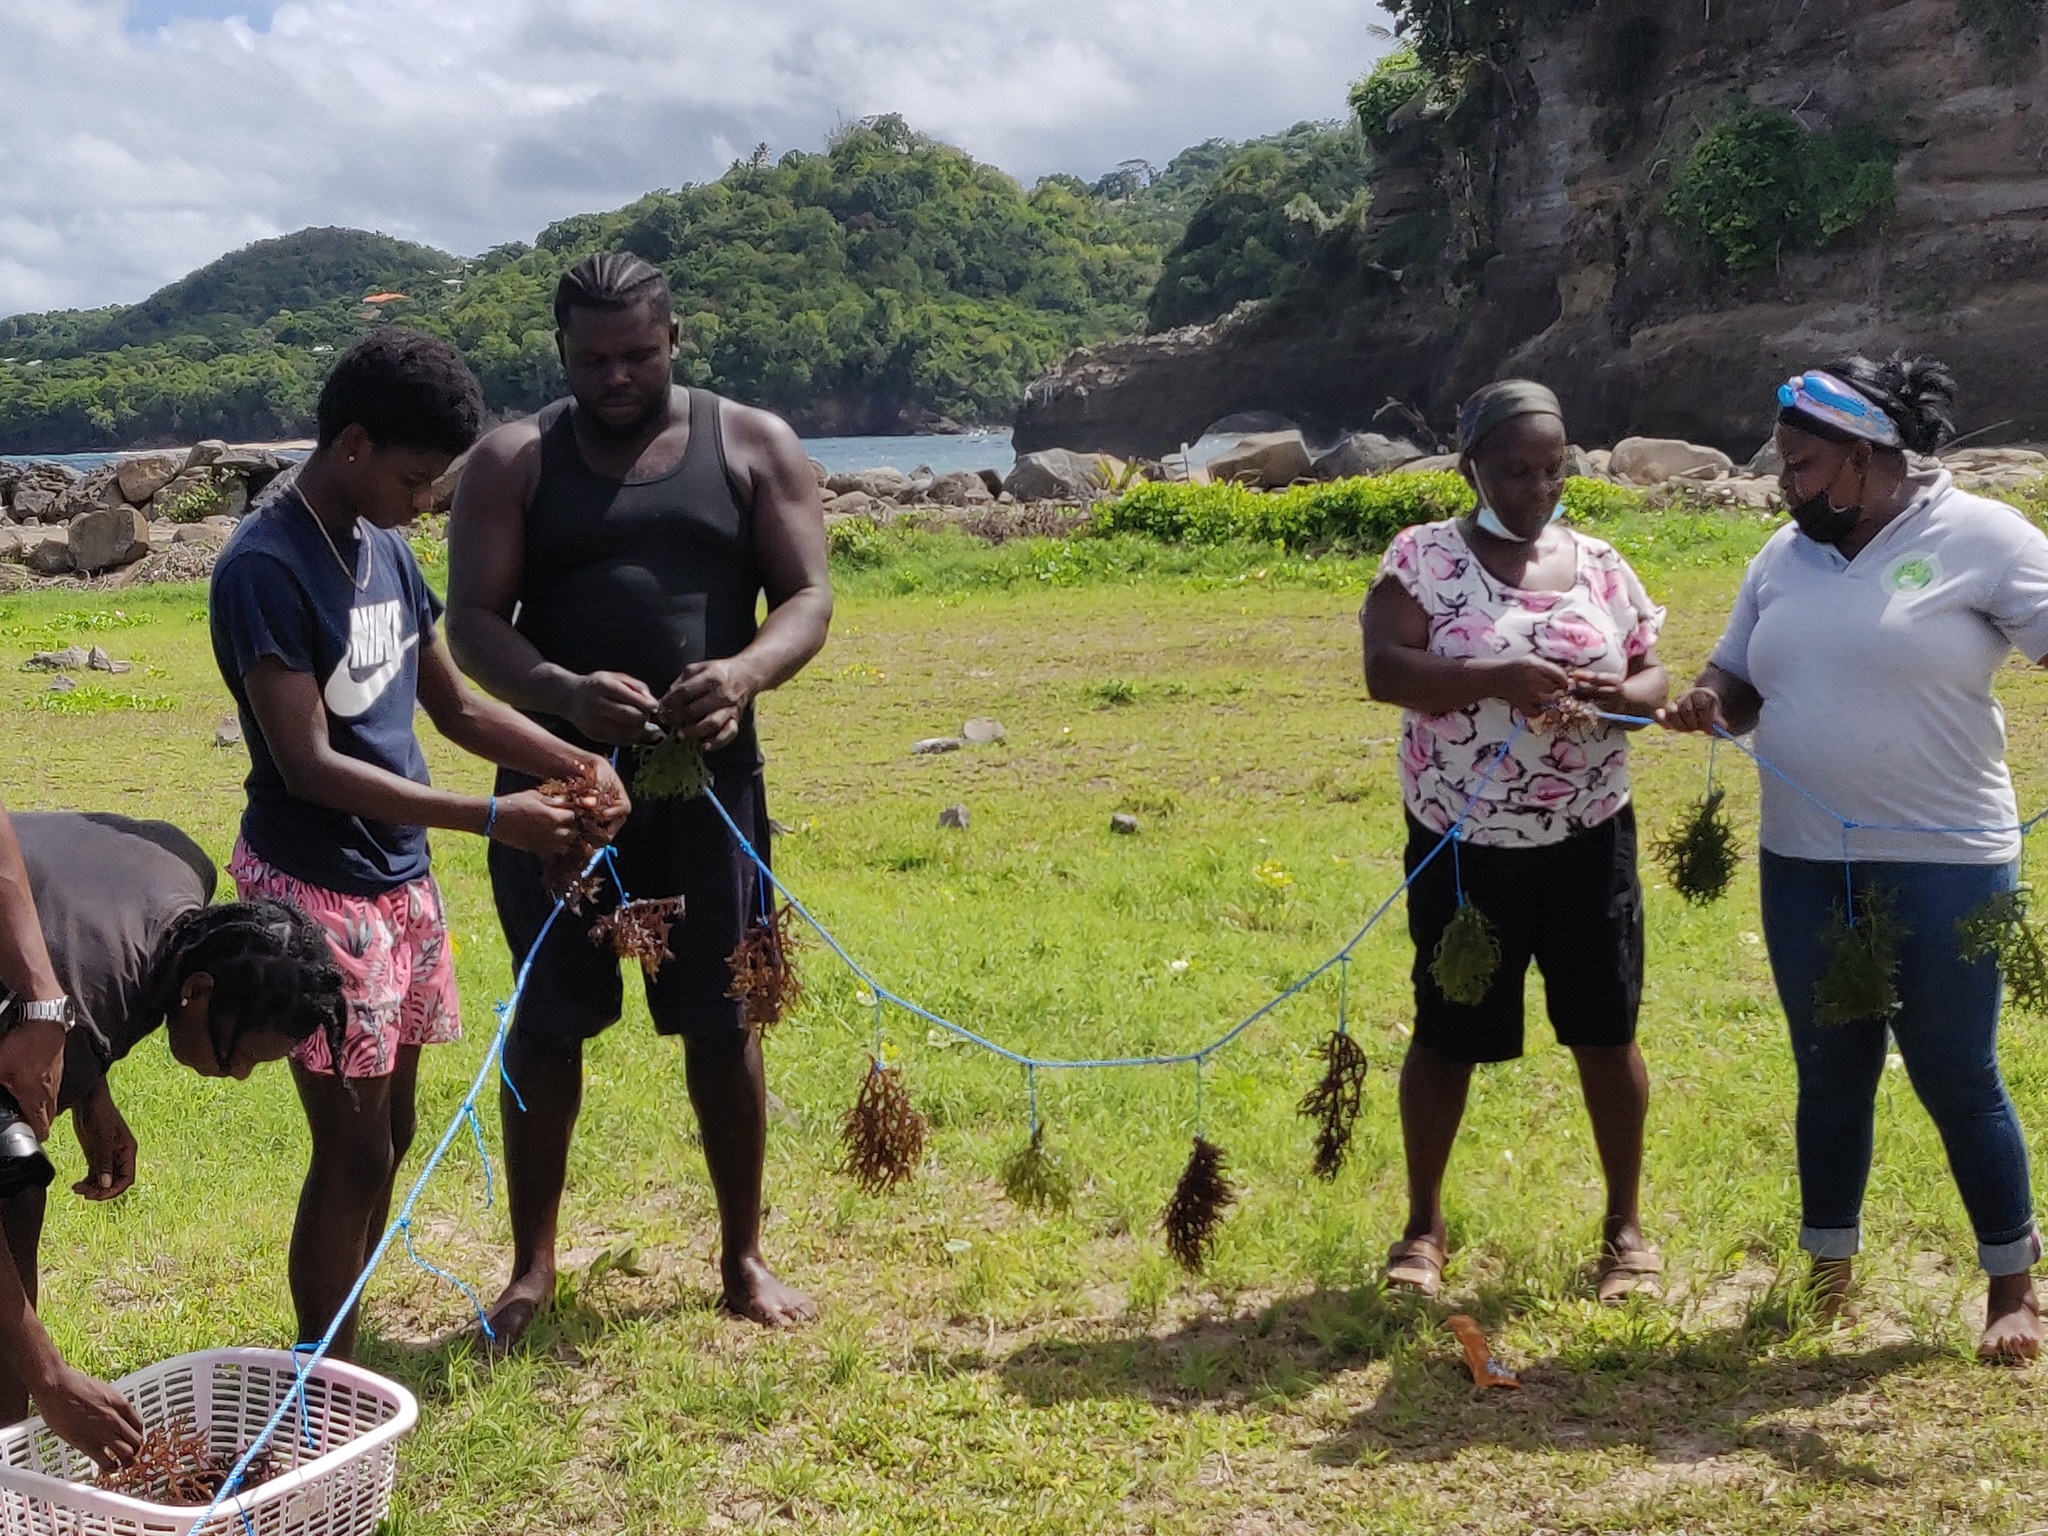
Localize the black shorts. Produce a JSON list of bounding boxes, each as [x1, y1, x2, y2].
[[1404, 807, 1643, 1064], [489, 771, 773, 1043]]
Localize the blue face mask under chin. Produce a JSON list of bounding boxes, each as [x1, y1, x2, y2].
[[1474, 502, 1565, 542]]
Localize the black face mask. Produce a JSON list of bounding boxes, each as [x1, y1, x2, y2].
[[1789, 490, 1862, 546]]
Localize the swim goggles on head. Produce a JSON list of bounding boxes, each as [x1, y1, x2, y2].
[[1776, 370, 1903, 448]]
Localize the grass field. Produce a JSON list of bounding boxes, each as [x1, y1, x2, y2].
[[7, 512, 2048, 1534]]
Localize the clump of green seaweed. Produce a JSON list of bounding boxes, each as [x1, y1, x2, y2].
[[1431, 901, 1501, 1007], [1000, 1126, 1076, 1213], [632, 733, 713, 801], [1814, 887, 1907, 1026], [1653, 786, 1742, 906], [1958, 885, 2048, 1017]]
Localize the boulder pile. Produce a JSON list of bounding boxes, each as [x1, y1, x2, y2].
[[0, 441, 290, 578], [814, 449, 1134, 524]]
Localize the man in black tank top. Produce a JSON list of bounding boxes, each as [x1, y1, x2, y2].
[[448, 253, 832, 1337]]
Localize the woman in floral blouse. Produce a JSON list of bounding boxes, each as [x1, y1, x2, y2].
[[1361, 380, 1669, 1301]]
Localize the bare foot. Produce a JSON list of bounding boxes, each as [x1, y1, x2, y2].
[[483, 1263, 556, 1351], [1978, 1273, 2041, 1364], [721, 1253, 816, 1328], [1808, 1256, 1854, 1322]]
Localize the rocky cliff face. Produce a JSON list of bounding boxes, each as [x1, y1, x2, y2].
[[1016, 1, 2048, 457]]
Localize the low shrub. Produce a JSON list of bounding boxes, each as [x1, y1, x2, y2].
[[157, 480, 226, 525], [1093, 473, 1475, 551]]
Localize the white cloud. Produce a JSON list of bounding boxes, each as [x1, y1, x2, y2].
[[0, 0, 1393, 316]]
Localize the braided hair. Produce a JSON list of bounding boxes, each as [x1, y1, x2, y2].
[[552, 251, 672, 331], [153, 899, 347, 1068], [1780, 351, 1960, 456]]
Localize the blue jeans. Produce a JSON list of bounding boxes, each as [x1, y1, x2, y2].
[[1760, 851, 2041, 1275]]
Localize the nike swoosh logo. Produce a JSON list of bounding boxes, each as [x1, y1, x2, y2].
[[323, 631, 419, 718]]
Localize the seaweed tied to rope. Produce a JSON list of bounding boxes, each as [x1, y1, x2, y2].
[[1653, 785, 1742, 906], [1958, 884, 2048, 1017], [1000, 1125, 1076, 1213], [632, 732, 714, 802], [590, 897, 684, 978], [1430, 900, 1501, 1007], [1298, 1029, 1369, 1181], [1162, 1136, 1235, 1272], [1532, 694, 1606, 742], [1814, 886, 1907, 1026], [841, 1059, 926, 1192], [726, 902, 805, 1028]]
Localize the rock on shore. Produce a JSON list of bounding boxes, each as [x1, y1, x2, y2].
[[0, 441, 288, 577]]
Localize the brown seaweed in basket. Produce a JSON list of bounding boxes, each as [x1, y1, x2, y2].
[[95, 1418, 278, 1507], [840, 1059, 926, 1192], [725, 902, 804, 1028], [589, 897, 684, 978], [1298, 1029, 1369, 1182], [1161, 1135, 1236, 1273]]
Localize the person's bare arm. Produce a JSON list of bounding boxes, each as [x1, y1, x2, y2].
[[414, 633, 629, 843], [0, 1230, 141, 1467], [446, 422, 660, 747], [659, 403, 833, 748], [1658, 663, 1764, 736], [1360, 578, 1571, 719], [0, 803, 68, 1137], [242, 660, 579, 857]]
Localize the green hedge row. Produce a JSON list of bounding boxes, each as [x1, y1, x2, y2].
[[1091, 473, 1651, 552]]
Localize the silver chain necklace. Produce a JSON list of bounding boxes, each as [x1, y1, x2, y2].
[[294, 485, 371, 592]]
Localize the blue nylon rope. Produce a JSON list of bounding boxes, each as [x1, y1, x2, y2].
[[695, 726, 1526, 1075], [195, 837, 613, 1529]]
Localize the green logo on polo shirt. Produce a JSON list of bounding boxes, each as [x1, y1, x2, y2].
[[1885, 554, 1939, 593]]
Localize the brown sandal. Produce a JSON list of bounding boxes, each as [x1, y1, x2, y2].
[[1385, 1236, 1446, 1299], [1596, 1245, 1663, 1305]]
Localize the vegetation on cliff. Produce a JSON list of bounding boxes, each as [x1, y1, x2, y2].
[[1144, 123, 1372, 332], [1664, 108, 1898, 277]]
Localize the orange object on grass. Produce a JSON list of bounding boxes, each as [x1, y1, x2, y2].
[[1446, 1313, 1520, 1390], [362, 292, 408, 304]]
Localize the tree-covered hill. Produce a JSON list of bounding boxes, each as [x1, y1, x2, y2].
[[0, 112, 1374, 452]]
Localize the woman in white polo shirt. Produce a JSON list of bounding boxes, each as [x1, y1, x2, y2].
[[1664, 354, 2048, 1361]]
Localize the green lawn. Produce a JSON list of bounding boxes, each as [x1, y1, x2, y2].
[[7, 520, 2048, 1534]]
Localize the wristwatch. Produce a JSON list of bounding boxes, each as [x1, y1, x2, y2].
[[17, 997, 75, 1032]]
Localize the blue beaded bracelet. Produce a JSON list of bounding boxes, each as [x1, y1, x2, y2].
[[484, 796, 499, 839]]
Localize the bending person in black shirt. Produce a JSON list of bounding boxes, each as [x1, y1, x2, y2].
[[449, 251, 832, 1339], [0, 812, 345, 1465]]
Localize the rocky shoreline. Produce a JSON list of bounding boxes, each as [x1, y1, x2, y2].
[[3, 429, 2041, 594], [0, 440, 291, 588]]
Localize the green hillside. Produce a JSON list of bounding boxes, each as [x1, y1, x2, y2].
[[0, 110, 1374, 452]]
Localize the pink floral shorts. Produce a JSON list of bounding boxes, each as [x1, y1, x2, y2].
[[229, 841, 462, 1080]]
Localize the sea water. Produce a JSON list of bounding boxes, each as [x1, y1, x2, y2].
[[3, 430, 1023, 478], [2, 429, 1248, 479]]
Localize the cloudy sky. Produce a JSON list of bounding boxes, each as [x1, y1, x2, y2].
[[0, 0, 1393, 318]]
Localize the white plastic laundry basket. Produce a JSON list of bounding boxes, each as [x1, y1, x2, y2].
[[0, 1347, 417, 1536]]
